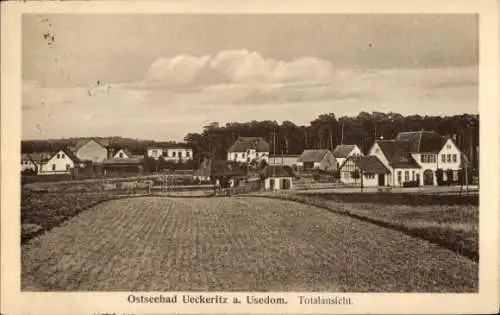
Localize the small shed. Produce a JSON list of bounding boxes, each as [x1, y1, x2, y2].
[[259, 165, 294, 191], [102, 158, 143, 176]]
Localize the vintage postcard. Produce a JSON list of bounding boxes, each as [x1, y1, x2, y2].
[[1, 0, 499, 314]]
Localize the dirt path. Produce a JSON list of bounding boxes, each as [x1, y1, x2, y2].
[[22, 196, 477, 292]]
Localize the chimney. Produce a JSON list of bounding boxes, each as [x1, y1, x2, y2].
[[452, 134, 457, 141]]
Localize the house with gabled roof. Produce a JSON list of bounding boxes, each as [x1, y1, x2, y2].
[[69, 138, 109, 164], [332, 144, 363, 168], [21, 153, 37, 173], [368, 130, 467, 186], [29, 149, 80, 175], [259, 165, 295, 190], [297, 149, 337, 172], [227, 137, 270, 163], [339, 155, 391, 186], [193, 157, 248, 188]]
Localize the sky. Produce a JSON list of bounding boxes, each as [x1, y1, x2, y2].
[[22, 14, 478, 141]]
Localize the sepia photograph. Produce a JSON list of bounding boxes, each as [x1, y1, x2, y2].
[[2, 1, 499, 314], [19, 13, 481, 293]]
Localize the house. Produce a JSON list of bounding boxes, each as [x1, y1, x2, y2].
[[268, 155, 300, 168], [332, 144, 363, 168], [367, 130, 466, 186], [259, 165, 294, 191], [296, 149, 337, 172], [339, 155, 391, 186], [21, 153, 37, 173], [111, 148, 143, 159], [70, 138, 109, 164], [113, 148, 133, 159], [30, 149, 80, 175], [227, 137, 270, 163], [193, 158, 247, 188], [147, 143, 194, 162]]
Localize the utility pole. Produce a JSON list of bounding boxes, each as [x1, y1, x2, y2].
[[341, 124, 344, 145], [360, 166, 364, 192], [329, 125, 333, 150]]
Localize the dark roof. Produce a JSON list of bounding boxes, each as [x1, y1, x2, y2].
[[259, 165, 295, 178], [28, 152, 54, 163], [347, 156, 391, 174], [297, 150, 330, 162], [147, 143, 193, 150], [375, 140, 421, 169], [30, 149, 80, 163], [227, 137, 270, 153], [395, 131, 444, 153], [388, 154, 421, 169], [332, 145, 357, 158], [195, 158, 247, 177], [102, 158, 142, 165], [210, 160, 247, 177]]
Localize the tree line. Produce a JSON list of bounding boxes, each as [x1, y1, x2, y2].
[[21, 111, 479, 169], [184, 112, 479, 168]]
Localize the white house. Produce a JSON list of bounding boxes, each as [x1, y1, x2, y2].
[[339, 155, 391, 186], [296, 149, 337, 172], [227, 137, 270, 163], [438, 137, 463, 182], [21, 153, 37, 172], [30, 149, 80, 175], [367, 131, 467, 186], [259, 165, 294, 191], [332, 144, 363, 169], [113, 148, 133, 159], [147, 144, 194, 162]]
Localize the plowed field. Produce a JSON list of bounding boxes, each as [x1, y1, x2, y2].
[[22, 197, 477, 292]]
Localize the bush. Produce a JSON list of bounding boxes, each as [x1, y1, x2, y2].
[[312, 173, 321, 181], [435, 168, 444, 186], [402, 180, 419, 187], [445, 169, 454, 185]]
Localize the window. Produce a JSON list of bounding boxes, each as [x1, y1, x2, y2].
[[57, 154, 60, 159], [235, 153, 238, 159], [66, 164, 71, 170], [52, 164, 56, 171], [178, 152, 183, 158], [441, 154, 446, 163], [152, 150, 158, 157], [365, 174, 375, 179], [446, 144, 451, 149], [447, 154, 451, 163], [412, 171, 415, 180], [452, 154, 457, 163], [397, 171, 402, 183], [172, 151, 176, 157], [242, 153, 246, 159], [421, 154, 436, 163], [186, 151, 190, 157], [61, 154, 65, 159], [119, 152, 123, 158], [404, 171, 409, 182]]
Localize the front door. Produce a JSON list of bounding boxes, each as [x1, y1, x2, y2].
[[423, 170, 434, 186], [378, 174, 385, 186]]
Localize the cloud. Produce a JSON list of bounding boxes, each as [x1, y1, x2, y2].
[[144, 50, 334, 89]]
